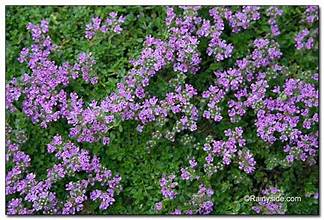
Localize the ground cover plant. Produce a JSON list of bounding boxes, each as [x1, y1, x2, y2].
[[5, 5, 319, 215]]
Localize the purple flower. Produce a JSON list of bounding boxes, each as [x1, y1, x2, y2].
[[85, 12, 125, 39], [102, 137, 110, 145], [154, 202, 163, 211]]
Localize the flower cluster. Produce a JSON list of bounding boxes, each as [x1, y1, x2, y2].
[[159, 174, 178, 200], [252, 187, 286, 214], [295, 29, 314, 50], [7, 7, 284, 147], [207, 33, 234, 62], [156, 168, 215, 215], [202, 127, 255, 176], [180, 157, 198, 181], [295, 6, 318, 50], [225, 6, 261, 33], [202, 37, 282, 125], [66, 93, 113, 144], [237, 149, 256, 174], [304, 6, 319, 25], [170, 184, 214, 215], [251, 38, 282, 68], [192, 184, 214, 214], [216, 68, 243, 91], [202, 84, 226, 122], [85, 12, 125, 39], [255, 78, 319, 163], [6, 128, 121, 215], [266, 6, 283, 36], [73, 52, 98, 84], [166, 6, 202, 73], [203, 7, 234, 62], [5, 78, 21, 112], [7, 20, 97, 128]]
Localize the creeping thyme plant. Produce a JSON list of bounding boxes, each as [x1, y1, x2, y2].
[[5, 6, 319, 215]]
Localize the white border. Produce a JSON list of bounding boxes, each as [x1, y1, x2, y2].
[[0, 0, 322, 219]]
